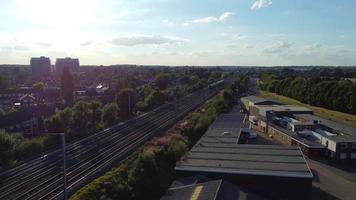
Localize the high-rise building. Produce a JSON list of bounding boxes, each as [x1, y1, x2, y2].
[[55, 57, 80, 74], [30, 56, 51, 77]]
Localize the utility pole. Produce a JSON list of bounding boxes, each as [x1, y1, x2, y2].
[[61, 133, 67, 200], [174, 94, 178, 125], [48, 132, 67, 200], [128, 92, 131, 115]]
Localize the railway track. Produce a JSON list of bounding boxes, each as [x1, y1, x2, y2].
[[0, 84, 224, 200]]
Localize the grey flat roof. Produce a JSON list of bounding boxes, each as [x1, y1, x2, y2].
[[161, 179, 267, 200], [176, 144, 313, 179], [241, 96, 268, 104], [161, 180, 221, 200], [209, 113, 247, 129], [295, 114, 356, 142], [197, 113, 249, 144], [254, 105, 312, 117], [176, 112, 312, 179]]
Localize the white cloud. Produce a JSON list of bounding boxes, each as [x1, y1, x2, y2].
[[251, 0, 272, 10], [264, 41, 292, 53], [185, 12, 235, 25], [189, 16, 219, 24], [110, 35, 185, 46], [218, 12, 235, 22], [1, 45, 30, 52], [36, 42, 51, 47], [81, 41, 92, 46]]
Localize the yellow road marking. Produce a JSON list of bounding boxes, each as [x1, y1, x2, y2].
[[190, 185, 203, 200]]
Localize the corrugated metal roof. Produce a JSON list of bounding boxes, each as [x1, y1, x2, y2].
[[176, 112, 313, 179], [176, 144, 312, 178], [161, 180, 221, 200]]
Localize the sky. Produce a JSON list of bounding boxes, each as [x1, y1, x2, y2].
[[0, 0, 356, 66]]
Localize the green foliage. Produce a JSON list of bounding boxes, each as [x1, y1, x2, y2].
[[181, 87, 235, 147], [0, 130, 48, 168], [0, 130, 16, 167], [101, 103, 120, 127], [260, 74, 356, 114], [60, 66, 74, 105], [144, 90, 166, 110], [45, 107, 73, 134], [71, 101, 92, 135], [115, 74, 141, 92], [45, 101, 106, 139], [155, 73, 170, 90], [233, 74, 249, 95], [0, 108, 5, 117], [116, 88, 136, 119], [88, 101, 102, 131], [14, 137, 45, 161], [0, 75, 10, 90], [165, 138, 188, 165], [71, 137, 187, 200]]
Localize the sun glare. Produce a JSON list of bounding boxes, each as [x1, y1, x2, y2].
[[17, 0, 96, 28]]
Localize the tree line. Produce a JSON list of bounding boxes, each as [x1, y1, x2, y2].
[[259, 72, 356, 114]]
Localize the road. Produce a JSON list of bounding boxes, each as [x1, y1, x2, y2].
[[0, 83, 224, 200], [309, 159, 356, 200]]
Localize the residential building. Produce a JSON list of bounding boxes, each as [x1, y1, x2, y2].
[[0, 89, 35, 111], [55, 57, 80, 74], [30, 56, 51, 77]]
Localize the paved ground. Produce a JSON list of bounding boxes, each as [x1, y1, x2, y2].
[[250, 125, 356, 200], [309, 159, 356, 200]]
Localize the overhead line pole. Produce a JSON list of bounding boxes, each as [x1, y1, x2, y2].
[[62, 133, 67, 200]]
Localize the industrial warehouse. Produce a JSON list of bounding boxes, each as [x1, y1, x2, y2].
[[241, 96, 356, 162], [163, 111, 313, 200]]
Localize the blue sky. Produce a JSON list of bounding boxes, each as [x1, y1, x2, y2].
[[0, 0, 356, 66]]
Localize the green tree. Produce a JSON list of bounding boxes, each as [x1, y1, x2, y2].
[[155, 73, 170, 90], [0, 130, 16, 167], [102, 103, 120, 127], [60, 66, 74, 105], [129, 151, 161, 199], [0, 75, 10, 90], [45, 108, 73, 133], [71, 101, 91, 135], [117, 88, 136, 119], [144, 89, 166, 110], [88, 101, 102, 130], [0, 108, 5, 117], [14, 137, 45, 161]]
